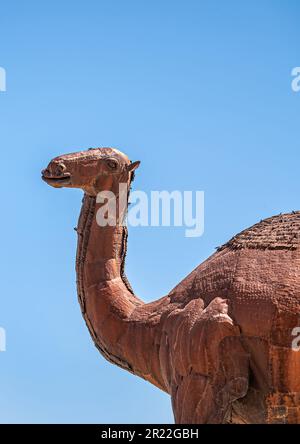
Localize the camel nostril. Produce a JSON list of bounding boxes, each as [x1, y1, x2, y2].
[[58, 163, 66, 171], [56, 163, 67, 175]]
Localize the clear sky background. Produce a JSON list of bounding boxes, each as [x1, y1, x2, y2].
[[0, 0, 299, 423]]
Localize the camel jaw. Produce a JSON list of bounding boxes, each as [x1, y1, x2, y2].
[[42, 173, 72, 187]]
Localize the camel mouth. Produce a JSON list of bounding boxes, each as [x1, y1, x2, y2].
[[42, 173, 71, 186]]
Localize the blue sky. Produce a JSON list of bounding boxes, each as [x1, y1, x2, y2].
[[0, 0, 299, 423]]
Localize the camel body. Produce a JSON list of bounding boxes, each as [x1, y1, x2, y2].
[[42, 148, 300, 423]]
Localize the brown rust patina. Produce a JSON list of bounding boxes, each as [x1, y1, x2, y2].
[[42, 147, 300, 423]]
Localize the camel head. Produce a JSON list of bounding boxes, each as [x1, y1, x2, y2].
[[42, 147, 140, 195]]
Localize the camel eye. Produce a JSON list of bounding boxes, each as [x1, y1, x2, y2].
[[106, 159, 118, 170]]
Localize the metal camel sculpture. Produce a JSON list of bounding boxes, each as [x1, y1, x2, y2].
[[42, 147, 300, 424]]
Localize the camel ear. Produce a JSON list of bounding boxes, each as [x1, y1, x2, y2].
[[127, 161, 140, 172]]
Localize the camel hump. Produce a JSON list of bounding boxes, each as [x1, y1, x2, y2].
[[218, 211, 300, 252]]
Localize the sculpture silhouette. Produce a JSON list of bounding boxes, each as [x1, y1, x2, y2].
[[42, 147, 300, 424]]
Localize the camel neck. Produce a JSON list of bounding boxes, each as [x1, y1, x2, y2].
[[76, 193, 133, 312], [73, 192, 167, 390]]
